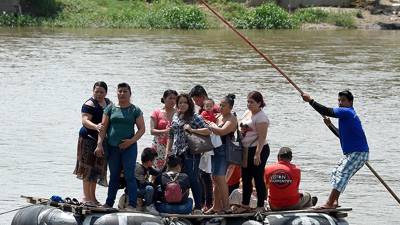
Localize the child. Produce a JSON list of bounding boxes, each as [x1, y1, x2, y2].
[[200, 99, 217, 123], [120, 147, 160, 213], [154, 155, 193, 214], [199, 98, 218, 212]]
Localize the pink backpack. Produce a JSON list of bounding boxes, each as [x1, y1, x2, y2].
[[164, 173, 183, 203]]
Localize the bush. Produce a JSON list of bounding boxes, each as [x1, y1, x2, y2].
[[162, 6, 207, 29], [230, 3, 296, 29], [0, 12, 42, 26], [250, 3, 295, 29]]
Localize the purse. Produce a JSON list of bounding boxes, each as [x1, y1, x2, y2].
[[225, 120, 244, 166], [186, 130, 214, 155]]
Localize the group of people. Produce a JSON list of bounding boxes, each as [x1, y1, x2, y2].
[[73, 82, 370, 214]]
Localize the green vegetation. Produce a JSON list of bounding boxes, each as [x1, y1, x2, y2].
[[292, 8, 356, 28], [0, 0, 357, 29]]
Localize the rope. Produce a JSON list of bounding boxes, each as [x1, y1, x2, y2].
[[0, 200, 49, 216], [0, 204, 35, 216]]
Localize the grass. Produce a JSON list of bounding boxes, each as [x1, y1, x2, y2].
[[0, 0, 357, 29], [293, 8, 357, 28]]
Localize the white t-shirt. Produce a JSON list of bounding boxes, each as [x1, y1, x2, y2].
[[240, 109, 269, 147]]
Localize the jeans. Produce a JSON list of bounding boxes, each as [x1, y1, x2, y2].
[[106, 143, 138, 207], [155, 198, 193, 214], [137, 185, 154, 206], [181, 152, 202, 209]]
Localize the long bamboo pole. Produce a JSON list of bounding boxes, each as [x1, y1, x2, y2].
[[198, 0, 400, 206]]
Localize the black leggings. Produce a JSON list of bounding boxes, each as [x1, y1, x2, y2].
[[241, 144, 270, 207]]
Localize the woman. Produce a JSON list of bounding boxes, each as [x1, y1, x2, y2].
[[206, 94, 237, 214], [150, 89, 177, 170], [233, 91, 270, 213], [73, 81, 111, 205], [166, 93, 211, 214], [95, 83, 145, 211]]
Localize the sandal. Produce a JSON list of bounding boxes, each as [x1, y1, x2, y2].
[[64, 197, 73, 205], [204, 208, 218, 215], [232, 205, 252, 214], [218, 208, 233, 215]]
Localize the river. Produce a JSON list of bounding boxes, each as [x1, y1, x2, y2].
[[0, 28, 399, 225]]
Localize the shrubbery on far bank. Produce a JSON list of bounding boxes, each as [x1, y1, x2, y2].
[[0, 0, 357, 29]]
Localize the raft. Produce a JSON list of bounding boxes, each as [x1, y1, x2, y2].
[[11, 196, 350, 225]]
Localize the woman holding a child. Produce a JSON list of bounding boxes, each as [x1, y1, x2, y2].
[[206, 94, 237, 214], [166, 93, 211, 214], [234, 91, 270, 213]]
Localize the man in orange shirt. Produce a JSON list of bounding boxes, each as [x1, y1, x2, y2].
[[264, 147, 317, 211]]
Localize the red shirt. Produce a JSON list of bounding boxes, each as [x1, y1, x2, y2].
[[201, 110, 217, 123], [199, 104, 220, 115], [227, 165, 241, 186], [264, 161, 301, 208]]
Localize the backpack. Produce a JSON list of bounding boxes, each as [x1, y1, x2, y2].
[[164, 173, 183, 204]]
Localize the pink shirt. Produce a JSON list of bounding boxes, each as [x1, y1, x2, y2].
[[151, 109, 171, 145]]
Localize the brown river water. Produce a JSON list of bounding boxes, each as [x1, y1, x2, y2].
[[0, 28, 399, 224]]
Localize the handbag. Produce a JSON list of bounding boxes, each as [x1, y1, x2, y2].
[[225, 120, 244, 165], [186, 130, 214, 155]]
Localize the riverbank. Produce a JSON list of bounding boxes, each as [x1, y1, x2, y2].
[[0, 0, 399, 29]]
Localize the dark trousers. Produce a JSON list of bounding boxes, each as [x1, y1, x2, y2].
[[200, 170, 213, 208], [241, 144, 270, 207], [181, 152, 202, 209]]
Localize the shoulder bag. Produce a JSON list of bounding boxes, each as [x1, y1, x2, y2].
[[186, 130, 214, 155]]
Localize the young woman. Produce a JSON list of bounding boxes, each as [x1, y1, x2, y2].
[[166, 93, 211, 214], [150, 89, 177, 170], [234, 91, 270, 213], [206, 94, 237, 214]]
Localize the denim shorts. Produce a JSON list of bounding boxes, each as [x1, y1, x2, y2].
[[211, 144, 228, 176]]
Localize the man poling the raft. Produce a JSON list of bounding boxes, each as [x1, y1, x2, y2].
[[301, 91, 369, 209]]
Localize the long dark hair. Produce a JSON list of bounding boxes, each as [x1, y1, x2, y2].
[[176, 93, 195, 122]]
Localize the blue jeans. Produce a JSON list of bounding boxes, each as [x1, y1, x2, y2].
[[106, 143, 138, 207], [212, 144, 228, 176], [182, 152, 202, 209], [137, 185, 154, 206], [156, 198, 193, 214]]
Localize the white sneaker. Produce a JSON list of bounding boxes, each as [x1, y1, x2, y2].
[[145, 204, 159, 215]]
